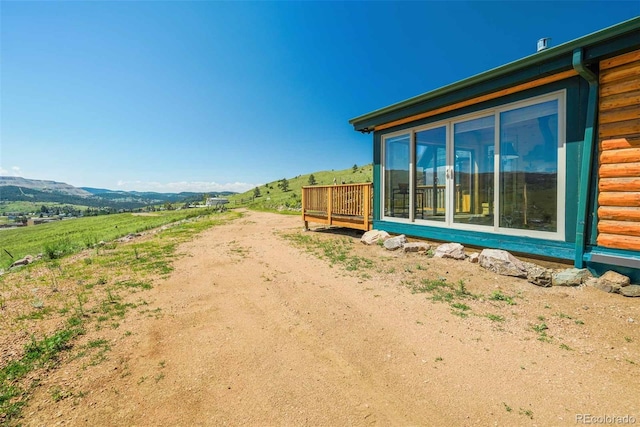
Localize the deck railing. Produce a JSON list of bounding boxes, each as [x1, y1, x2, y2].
[[302, 183, 373, 231]]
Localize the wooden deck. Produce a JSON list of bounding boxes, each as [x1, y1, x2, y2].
[[302, 183, 373, 231]]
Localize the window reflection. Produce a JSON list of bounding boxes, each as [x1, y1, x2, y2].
[[384, 134, 410, 218], [499, 100, 558, 232]]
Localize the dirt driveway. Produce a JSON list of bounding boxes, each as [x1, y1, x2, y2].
[[25, 210, 639, 426]]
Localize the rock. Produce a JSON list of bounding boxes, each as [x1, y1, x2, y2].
[[552, 268, 592, 287], [403, 242, 431, 253], [600, 270, 631, 290], [434, 243, 466, 260], [361, 230, 390, 245], [10, 255, 34, 269], [468, 252, 480, 263], [523, 262, 553, 287], [384, 235, 407, 251], [585, 277, 615, 293], [620, 285, 640, 297], [478, 249, 526, 278]]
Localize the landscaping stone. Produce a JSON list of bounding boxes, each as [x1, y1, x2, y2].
[[552, 268, 592, 287], [620, 285, 640, 297], [434, 243, 466, 260], [384, 235, 407, 251], [468, 252, 480, 263], [361, 230, 390, 245], [403, 242, 431, 253], [10, 255, 34, 269], [585, 277, 616, 293], [478, 249, 526, 278], [600, 271, 631, 289], [522, 262, 553, 287]]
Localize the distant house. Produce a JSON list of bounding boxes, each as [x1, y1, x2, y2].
[[205, 197, 229, 207], [350, 18, 640, 280]]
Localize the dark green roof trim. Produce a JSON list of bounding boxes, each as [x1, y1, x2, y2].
[[350, 16, 640, 132]]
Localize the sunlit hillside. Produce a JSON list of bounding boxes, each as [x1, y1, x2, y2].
[[228, 164, 372, 213]]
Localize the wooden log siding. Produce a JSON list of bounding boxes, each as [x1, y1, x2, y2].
[[302, 183, 373, 231], [597, 49, 640, 251]]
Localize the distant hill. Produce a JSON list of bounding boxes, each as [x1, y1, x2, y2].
[[0, 176, 92, 197], [0, 176, 237, 211]]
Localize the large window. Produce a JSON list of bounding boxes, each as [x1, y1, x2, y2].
[[381, 92, 565, 239], [499, 100, 559, 232]]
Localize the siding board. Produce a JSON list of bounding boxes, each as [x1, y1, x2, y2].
[[596, 50, 640, 251], [598, 206, 640, 222]]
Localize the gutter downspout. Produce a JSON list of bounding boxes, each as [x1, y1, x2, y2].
[[572, 48, 598, 268]]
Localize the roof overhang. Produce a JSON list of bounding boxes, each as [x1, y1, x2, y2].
[[350, 17, 640, 133]]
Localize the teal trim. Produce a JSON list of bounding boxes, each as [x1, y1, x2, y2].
[[373, 220, 575, 260], [350, 17, 640, 132], [584, 247, 640, 282], [572, 48, 598, 268], [373, 133, 382, 221]]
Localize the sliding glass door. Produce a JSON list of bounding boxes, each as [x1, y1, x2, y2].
[[453, 116, 495, 226], [381, 92, 564, 240], [384, 134, 410, 218], [416, 127, 446, 222]]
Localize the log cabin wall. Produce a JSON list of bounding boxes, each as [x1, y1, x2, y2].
[[597, 49, 640, 251]]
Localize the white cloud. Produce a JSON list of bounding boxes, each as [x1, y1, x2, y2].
[[0, 165, 22, 176], [115, 180, 257, 194]]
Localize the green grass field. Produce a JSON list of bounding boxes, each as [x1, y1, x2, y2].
[[228, 164, 372, 213], [0, 208, 217, 269], [0, 201, 89, 215]]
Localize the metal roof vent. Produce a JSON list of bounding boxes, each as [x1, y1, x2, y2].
[[537, 37, 551, 52]]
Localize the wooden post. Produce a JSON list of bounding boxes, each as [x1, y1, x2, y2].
[[363, 183, 371, 230], [327, 186, 333, 227], [301, 186, 308, 230]]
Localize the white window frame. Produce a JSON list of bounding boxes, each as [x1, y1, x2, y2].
[[380, 90, 566, 241]]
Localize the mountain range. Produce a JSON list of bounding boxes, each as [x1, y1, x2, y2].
[[0, 176, 236, 210]]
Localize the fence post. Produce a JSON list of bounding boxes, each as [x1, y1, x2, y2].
[[363, 184, 371, 230], [327, 186, 333, 227], [301, 186, 308, 230]]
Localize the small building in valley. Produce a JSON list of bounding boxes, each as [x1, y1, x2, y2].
[[349, 18, 640, 280]]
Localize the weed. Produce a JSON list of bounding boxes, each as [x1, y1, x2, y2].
[[489, 290, 516, 305], [537, 315, 546, 321], [451, 302, 471, 312], [50, 386, 73, 402], [17, 306, 53, 321], [435, 357, 443, 362], [531, 322, 548, 333], [559, 343, 573, 351], [555, 312, 573, 319], [624, 336, 632, 343], [43, 237, 76, 260], [574, 319, 584, 325], [154, 373, 165, 383], [0, 327, 82, 422], [519, 408, 533, 419], [503, 402, 512, 412], [532, 322, 552, 343], [411, 278, 448, 294], [116, 280, 152, 291], [486, 313, 505, 322]]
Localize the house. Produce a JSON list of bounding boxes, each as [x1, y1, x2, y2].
[[349, 18, 640, 280]]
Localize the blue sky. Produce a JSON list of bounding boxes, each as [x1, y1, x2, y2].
[[1, 1, 638, 193]]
